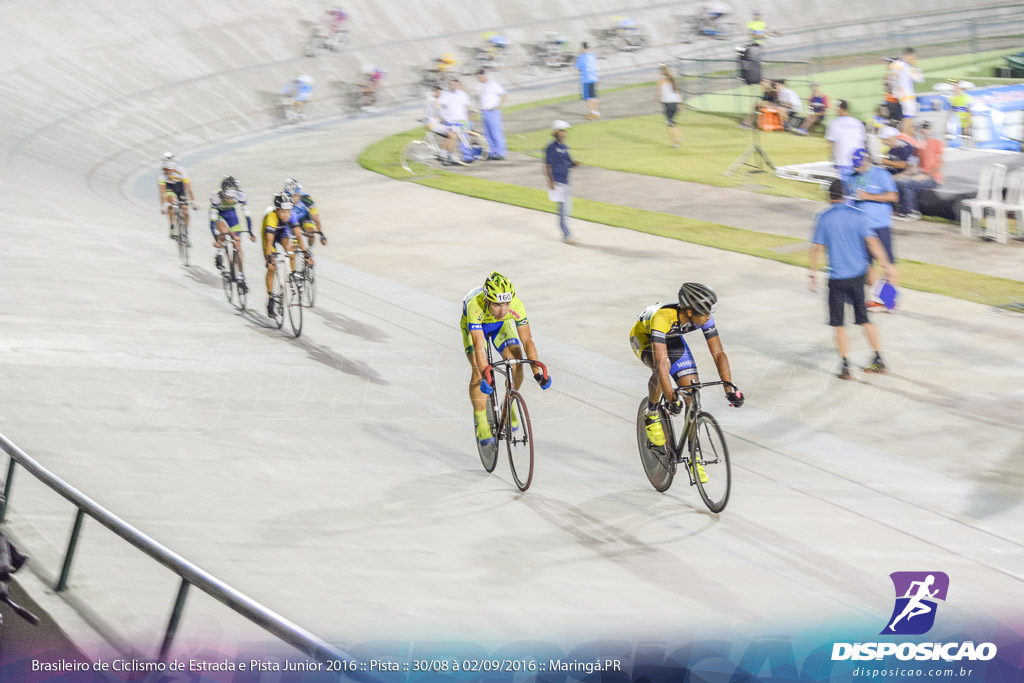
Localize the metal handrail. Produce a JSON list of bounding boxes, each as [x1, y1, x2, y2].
[[0, 431, 375, 676]]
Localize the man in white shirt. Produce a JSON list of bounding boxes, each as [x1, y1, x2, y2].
[[475, 69, 508, 160], [887, 47, 924, 134], [439, 77, 474, 126], [825, 99, 866, 179], [424, 84, 457, 163], [774, 79, 803, 130]]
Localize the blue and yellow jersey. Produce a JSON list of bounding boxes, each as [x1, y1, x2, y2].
[[261, 206, 299, 238], [209, 190, 252, 235], [630, 303, 717, 355], [460, 286, 529, 353], [290, 193, 319, 227]]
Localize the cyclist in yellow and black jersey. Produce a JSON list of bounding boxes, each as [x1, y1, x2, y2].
[[157, 152, 197, 237], [261, 192, 312, 318], [630, 283, 743, 474]]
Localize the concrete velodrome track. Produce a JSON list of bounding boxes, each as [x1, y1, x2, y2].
[[1, 0, 1023, 660]]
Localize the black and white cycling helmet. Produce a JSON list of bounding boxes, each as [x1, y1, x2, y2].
[[273, 192, 294, 210], [221, 175, 240, 194], [678, 282, 718, 316], [283, 178, 303, 196]]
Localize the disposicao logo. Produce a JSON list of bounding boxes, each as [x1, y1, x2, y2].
[[831, 572, 998, 662], [882, 571, 949, 635]]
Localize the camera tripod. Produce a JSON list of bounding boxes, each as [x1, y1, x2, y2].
[[725, 84, 775, 176]]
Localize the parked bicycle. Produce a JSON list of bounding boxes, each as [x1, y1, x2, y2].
[[477, 345, 549, 492], [216, 234, 249, 311], [400, 122, 489, 174], [635, 381, 735, 512], [591, 22, 647, 55], [304, 23, 349, 57], [268, 249, 306, 337], [167, 197, 190, 265], [525, 32, 575, 70], [675, 2, 736, 42]]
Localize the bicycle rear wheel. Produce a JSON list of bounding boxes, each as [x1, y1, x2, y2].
[[505, 390, 534, 491], [476, 396, 499, 473], [400, 140, 439, 175], [691, 412, 731, 513], [287, 272, 303, 337], [636, 399, 675, 492], [461, 131, 490, 166], [301, 261, 316, 307]]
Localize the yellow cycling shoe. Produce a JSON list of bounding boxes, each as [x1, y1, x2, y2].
[[690, 457, 708, 484], [509, 403, 519, 432], [644, 412, 666, 447], [475, 411, 495, 446]]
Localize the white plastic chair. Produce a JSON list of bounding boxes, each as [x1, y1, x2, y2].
[[992, 168, 1024, 243], [960, 163, 1005, 237]]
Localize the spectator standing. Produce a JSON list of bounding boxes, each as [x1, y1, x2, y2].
[[949, 79, 972, 141], [887, 48, 924, 135], [544, 120, 580, 244], [576, 42, 600, 120], [848, 148, 899, 307], [895, 121, 943, 221], [795, 82, 828, 135], [656, 63, 683, 147], [825, 100, 866, 179], [809, 178, 896, 379], [475, 69, 508, 160]]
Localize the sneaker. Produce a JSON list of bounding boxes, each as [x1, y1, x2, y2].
[[906, 211, 922, 221], [644, 412, 666, 447], [562, 235, 578, 245], [690, 456, 709, 484], [476, 416, 495, 446], [864, 359, 887, 374], [867, 300, 885, 309], [838, 365, 853, 380], [892, 211, 909, 221]]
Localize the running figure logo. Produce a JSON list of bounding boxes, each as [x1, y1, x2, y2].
[[881, 572, 949, 635]]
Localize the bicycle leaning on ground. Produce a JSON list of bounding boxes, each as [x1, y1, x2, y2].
[[635, 380, 735, 512], [166, 197, 191, 265], [477, 342, 549, 492], [268, 248, 307, 337], [400, 121, 489, 174]]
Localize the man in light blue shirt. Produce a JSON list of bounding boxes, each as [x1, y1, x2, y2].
[[575, 42, 600, 120], [848, 147, 899, 307], [809, 179, 896, 379]]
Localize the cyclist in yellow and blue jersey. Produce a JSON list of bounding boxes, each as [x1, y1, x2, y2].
[[158, 152, 197, 237], [461, 272, 552, 446], [262, 192, 312, 318], [630, 283, 743, 479], [209, 176, 255, 274], [283, 179, 328, 250]]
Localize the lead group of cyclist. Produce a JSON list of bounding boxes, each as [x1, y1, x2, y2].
[[462, 273, 744, 467], [159, 154, 327, 317]]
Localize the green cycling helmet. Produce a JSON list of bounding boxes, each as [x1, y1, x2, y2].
[[483, 271, 515, 303]]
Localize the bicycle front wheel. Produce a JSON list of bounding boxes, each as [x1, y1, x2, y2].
[[691, 411, 731, 513], [177, 214, 190, 266], [505, 390, 534, 492], [400, 140, 438, 175], [302, 262, 316, 307], [233, 250, 247, 311], [476, 397, 499, 473], [222, 250, 234, 303], [287, 272, 303, 337], [636, 399, 675, 492], [271, 269, 285, 329]]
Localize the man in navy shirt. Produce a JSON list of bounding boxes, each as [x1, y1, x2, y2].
[[809, 178, 896, 379], [848, 148, 899, 307], [544, 120, 579, 244]]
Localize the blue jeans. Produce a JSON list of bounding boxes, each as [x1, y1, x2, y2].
[[554, 182, 572, 238], [481, 109, 506, 158], [896, 175, 938, 214]]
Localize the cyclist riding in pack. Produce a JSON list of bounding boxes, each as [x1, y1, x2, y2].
[[461, 272, 552, 446], [629, 283, 743, 479], [283, 179, 327, 250], [209, 175, 255, 271], [261, 192, 312, 318], [158, 152, 197, 236]]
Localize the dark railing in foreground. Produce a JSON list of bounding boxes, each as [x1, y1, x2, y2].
[[0, 431, 371, 677]]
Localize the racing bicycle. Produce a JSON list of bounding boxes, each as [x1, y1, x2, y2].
[[167, 197, 190, 266], [635, 380, 735, 512], [478, 345, 549, 492], [294, 229, 325, 308], [268, 249, 306, 337], [400, 122, 489, 174], [216, 233, 248, 311]]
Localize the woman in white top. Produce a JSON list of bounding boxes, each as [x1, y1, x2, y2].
[[656, 64, 684, 147]]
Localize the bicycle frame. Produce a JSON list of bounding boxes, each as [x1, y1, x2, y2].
[[660, 380, 736, 483], [481, 345, 548, 439]]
